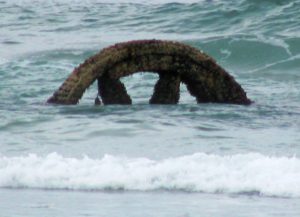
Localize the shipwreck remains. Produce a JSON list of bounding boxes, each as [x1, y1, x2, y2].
[[47, 40, 251, 105]]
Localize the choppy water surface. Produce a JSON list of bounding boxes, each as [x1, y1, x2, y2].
[[1, 0, 300, 216]]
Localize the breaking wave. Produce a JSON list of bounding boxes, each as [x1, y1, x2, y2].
[[0, 152, 299, 197]]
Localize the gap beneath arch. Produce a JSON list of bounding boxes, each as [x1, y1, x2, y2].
[[120, 72, 159, 104]]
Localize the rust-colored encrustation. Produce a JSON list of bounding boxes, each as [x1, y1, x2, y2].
[[47, 40, 251, 105]]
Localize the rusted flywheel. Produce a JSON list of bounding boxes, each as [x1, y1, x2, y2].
[[47, 40, 251, 105]]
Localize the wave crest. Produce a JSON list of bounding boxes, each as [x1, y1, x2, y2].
[[0, 152, 299, 197]]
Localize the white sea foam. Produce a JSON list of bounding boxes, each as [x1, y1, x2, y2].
[[0, 152, 299, 197]]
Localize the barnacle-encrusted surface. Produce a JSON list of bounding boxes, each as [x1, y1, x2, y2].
[[47, 40, 251, 105]]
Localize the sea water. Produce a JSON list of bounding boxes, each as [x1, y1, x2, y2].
[[0, 0, 300, 216]]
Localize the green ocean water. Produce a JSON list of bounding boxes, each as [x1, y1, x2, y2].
[[0, 0, 300, 216]]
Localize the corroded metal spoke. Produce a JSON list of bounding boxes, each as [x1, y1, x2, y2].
[[150, 73, 180, 104], [98, 76, 132, 105]]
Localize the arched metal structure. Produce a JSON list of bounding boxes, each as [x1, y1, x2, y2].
[[47, 40, 251, 105]]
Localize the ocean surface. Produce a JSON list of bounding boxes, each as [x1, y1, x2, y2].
[[1, 0, 300, 216]]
